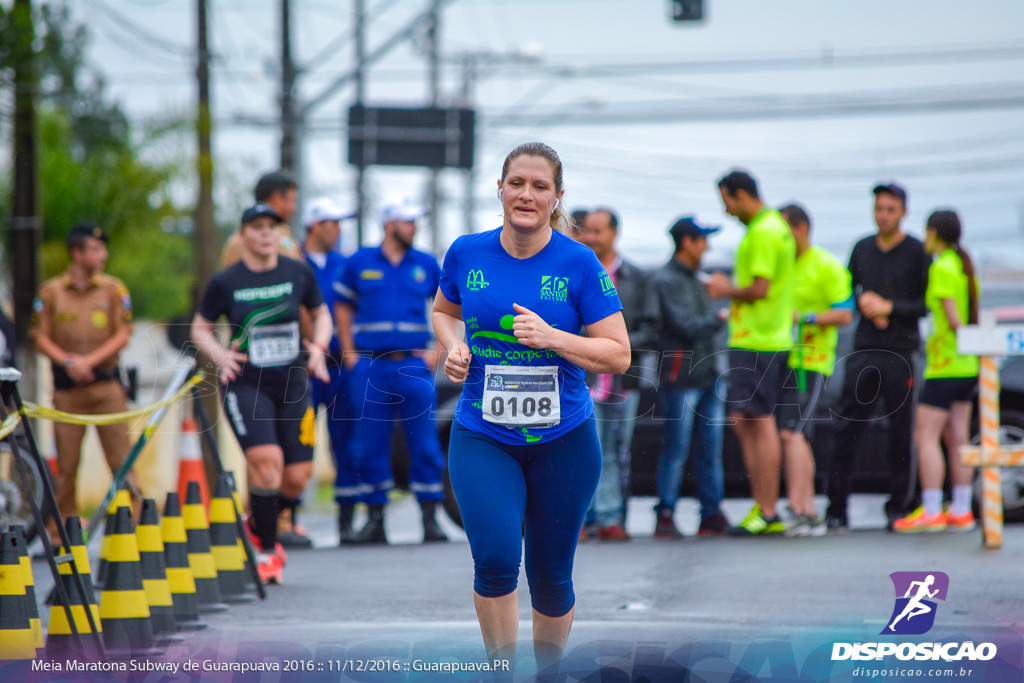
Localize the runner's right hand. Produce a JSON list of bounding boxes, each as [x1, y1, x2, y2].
[[443, 342, 472, 384], [217, 339, 248, 384]]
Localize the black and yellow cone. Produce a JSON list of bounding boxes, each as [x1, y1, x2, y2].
[[136, 499, 177, 636], [44, 516, 102, 659], [210, 474, 255, 603], [232, 481, 258, 591], [96, 489, 132, 589], [9, 526, 42, 655], [98, 506, 154, 655], [161, 492, 206, 630], [184, 481, 228, 613], [0, 530, 35, 660]]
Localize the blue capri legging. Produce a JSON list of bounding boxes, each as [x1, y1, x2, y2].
[[448, 416, 602, 618]]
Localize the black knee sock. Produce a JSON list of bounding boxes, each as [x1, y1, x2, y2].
[[250, 488, 281, 552]]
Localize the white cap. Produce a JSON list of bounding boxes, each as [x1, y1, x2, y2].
[[379, 196, 428, 225], [303, 197, 354, 228]]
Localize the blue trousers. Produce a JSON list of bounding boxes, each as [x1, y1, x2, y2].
[[448, 417, 601, 618], [587, 392, 640, 526], [348, 356, 445, 505], [310, 363, 360, 506], [656, 384, 725, 519]]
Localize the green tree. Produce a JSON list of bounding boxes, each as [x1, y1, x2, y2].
[[1, 1, 191, 320]]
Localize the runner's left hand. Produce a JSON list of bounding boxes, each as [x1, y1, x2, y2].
[[512, 303, 558, 349], [304, 339, 331, 382]]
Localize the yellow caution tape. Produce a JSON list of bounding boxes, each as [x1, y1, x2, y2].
[[0, 411, 22, 441], [20, 374, 203, 427]]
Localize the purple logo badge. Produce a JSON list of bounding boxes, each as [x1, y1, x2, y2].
[[882, 571, 950, 635]]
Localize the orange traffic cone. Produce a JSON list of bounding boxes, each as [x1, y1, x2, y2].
[[44, 448, 59, 478], [177, 416, 210, 511]]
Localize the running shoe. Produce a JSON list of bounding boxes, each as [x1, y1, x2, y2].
[[697, 511, 730, 537], [785, 514, 812, 537], [785, 513, 828, 537], [807, 515, 828, 537], [243, 513, 289, 565], [653, 515, 684, 540], [256, 551, 284, 585], [944, 509, 977, 532], [596, 524, 630, 541], [726, 504, 785, 536], [892, 506, 947, 533]]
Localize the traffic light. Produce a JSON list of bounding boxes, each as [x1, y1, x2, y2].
[[671, 0, 704, 21]]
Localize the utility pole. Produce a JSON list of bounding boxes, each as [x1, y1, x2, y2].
[[459, 55, 477, 237], [279, 0, 302, 230], [195, 0, 221, 482], [354, 0, 367, 246], [195, 0, 216, 305], [426, 0, 441, 253], [10, 0, 39, 399]]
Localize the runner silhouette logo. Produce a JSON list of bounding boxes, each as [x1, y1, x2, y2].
[[882, 571, 949, 635]]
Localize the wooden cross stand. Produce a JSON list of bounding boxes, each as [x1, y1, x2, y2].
[[957, 319, 1024, 549]]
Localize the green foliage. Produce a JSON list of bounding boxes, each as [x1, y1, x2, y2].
[[1, 1, 191, 321]]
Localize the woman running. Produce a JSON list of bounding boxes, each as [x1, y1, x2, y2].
[[191, 204, 332, 582], [432, 142, 630, 673]]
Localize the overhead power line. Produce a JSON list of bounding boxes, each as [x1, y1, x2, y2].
[[481, 83, 1024, 127], [84, 0, 193, 59]]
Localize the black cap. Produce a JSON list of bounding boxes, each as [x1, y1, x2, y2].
[[67, 223, 109, 245], [669, 216, 720, 241], [241, 203, 283, 226], [872, 182, 907, 206]]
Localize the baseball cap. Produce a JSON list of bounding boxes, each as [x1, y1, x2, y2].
[[240, 204, 283, 226], [872, 182, 908, 206], [302, 197, 354, 227], [669, 216, 720, 241], [67, 223, 109, 244], [379, 196, 428, 224]]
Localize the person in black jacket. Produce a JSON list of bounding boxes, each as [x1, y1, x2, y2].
[[578, 208, 656, 541], [825, 182, 930, 531], [646, 217, 729, 538]]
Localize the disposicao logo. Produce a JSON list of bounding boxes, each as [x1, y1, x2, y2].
[[883, 571, 949, 635], [831, 571, 997, 663]]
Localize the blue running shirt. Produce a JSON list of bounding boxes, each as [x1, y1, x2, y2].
[[439, 227, 624, 445]]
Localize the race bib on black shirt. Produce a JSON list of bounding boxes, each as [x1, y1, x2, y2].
[[199, 257, 322, 382]]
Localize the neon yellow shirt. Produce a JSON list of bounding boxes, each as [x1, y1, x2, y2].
[[788, 246, 852, 376], [925, 249, 979, 379], [728, 208, 796, 352]]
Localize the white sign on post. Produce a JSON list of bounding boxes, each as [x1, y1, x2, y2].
[[957, 317, 1024, 549], [957, 325, 1024, 356]]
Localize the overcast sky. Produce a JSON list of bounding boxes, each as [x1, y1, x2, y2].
[[72, 0, 1024, 268]]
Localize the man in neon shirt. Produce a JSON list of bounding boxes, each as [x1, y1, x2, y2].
[[778, 204, 854, 536], [707, 170, 795, 535]]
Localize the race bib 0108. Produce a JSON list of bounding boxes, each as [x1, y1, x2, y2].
[[482, 364, 560, 429]]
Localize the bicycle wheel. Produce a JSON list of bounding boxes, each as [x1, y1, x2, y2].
[[0, 433, 43, 542]]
